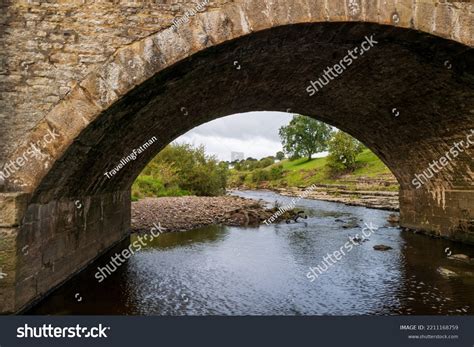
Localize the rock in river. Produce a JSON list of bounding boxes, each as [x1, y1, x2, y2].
[[373, 244, 393, 251], [448, 254, 472, 264], [437, 267, 459, 278], [387, 213, 400, 224]]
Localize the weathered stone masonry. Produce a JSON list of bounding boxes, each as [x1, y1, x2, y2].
[[0, 0, 473, 313], [0, 0, 233, 164]]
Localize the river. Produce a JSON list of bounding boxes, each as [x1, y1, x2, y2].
[[28, 190, 474, 315]]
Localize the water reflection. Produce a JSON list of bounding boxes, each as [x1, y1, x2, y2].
[[28, 191, 474, 315]]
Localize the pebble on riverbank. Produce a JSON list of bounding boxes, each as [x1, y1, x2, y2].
[[131, 195, 297, 233]]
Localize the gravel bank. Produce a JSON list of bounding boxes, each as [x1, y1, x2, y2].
[[131, 195, 277, 233]]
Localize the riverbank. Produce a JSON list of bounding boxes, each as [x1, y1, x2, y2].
[[229, 185, 399, 211], [270, 185, 399, 211], [228, 150, 399, 211], [131, 195, 287, 233], [131, 186, 399, 234]]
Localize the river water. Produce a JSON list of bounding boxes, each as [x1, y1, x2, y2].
[[29, 190, 474, 315]]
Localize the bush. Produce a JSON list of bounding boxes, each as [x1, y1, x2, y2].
[[258, 157, 275, 168], [269, 165, 284, 180], [326, 131, 364, 174], [251, 169, 270, 183], [131, 175, 190, 200], [132, 143, 229, 199]]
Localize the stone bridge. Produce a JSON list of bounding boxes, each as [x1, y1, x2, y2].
[[0, 0, 473, 313]]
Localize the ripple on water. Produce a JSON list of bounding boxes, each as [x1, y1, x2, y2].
[[27, 190, 474, 315]]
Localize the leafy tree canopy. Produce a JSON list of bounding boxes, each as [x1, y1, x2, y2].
[[279, 115, 332, 161]]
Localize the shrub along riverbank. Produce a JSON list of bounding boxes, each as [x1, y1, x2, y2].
[[132, 143, 228, 201]]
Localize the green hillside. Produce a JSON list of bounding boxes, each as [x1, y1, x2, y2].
[[228, 149, 398, 191]]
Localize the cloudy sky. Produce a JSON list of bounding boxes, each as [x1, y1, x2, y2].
[[173, 111, 294, 161]]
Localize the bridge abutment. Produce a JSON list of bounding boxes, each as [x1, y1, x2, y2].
[[400, 188, 474, 244], [0, 191, 131, 313]]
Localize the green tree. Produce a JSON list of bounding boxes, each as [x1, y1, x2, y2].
[[279, 115, 332, 161], [276, 151, 285, 161], [326, 131, 364, 173]]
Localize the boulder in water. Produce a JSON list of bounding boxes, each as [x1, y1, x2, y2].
[[437, 267, 459, 278], [448, 254, 471, 264], [373, 244, 393, 251], [387, 213, 399, 224]]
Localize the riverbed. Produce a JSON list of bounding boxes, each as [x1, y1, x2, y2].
[[28, 190, 474, 315]]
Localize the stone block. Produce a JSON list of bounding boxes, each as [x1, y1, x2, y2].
[[241, 0, 273, 32], [326, 0, 348, 22], [0, 193, 30, 227], [79, 72, 119, 111], [0, 227, 18, 313]]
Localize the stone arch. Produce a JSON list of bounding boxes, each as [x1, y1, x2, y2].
[[3, 0, 473, 192], [0, 0, 473, 313]]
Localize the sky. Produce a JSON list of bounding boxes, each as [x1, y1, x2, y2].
[[173, 111, 294, 161]]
